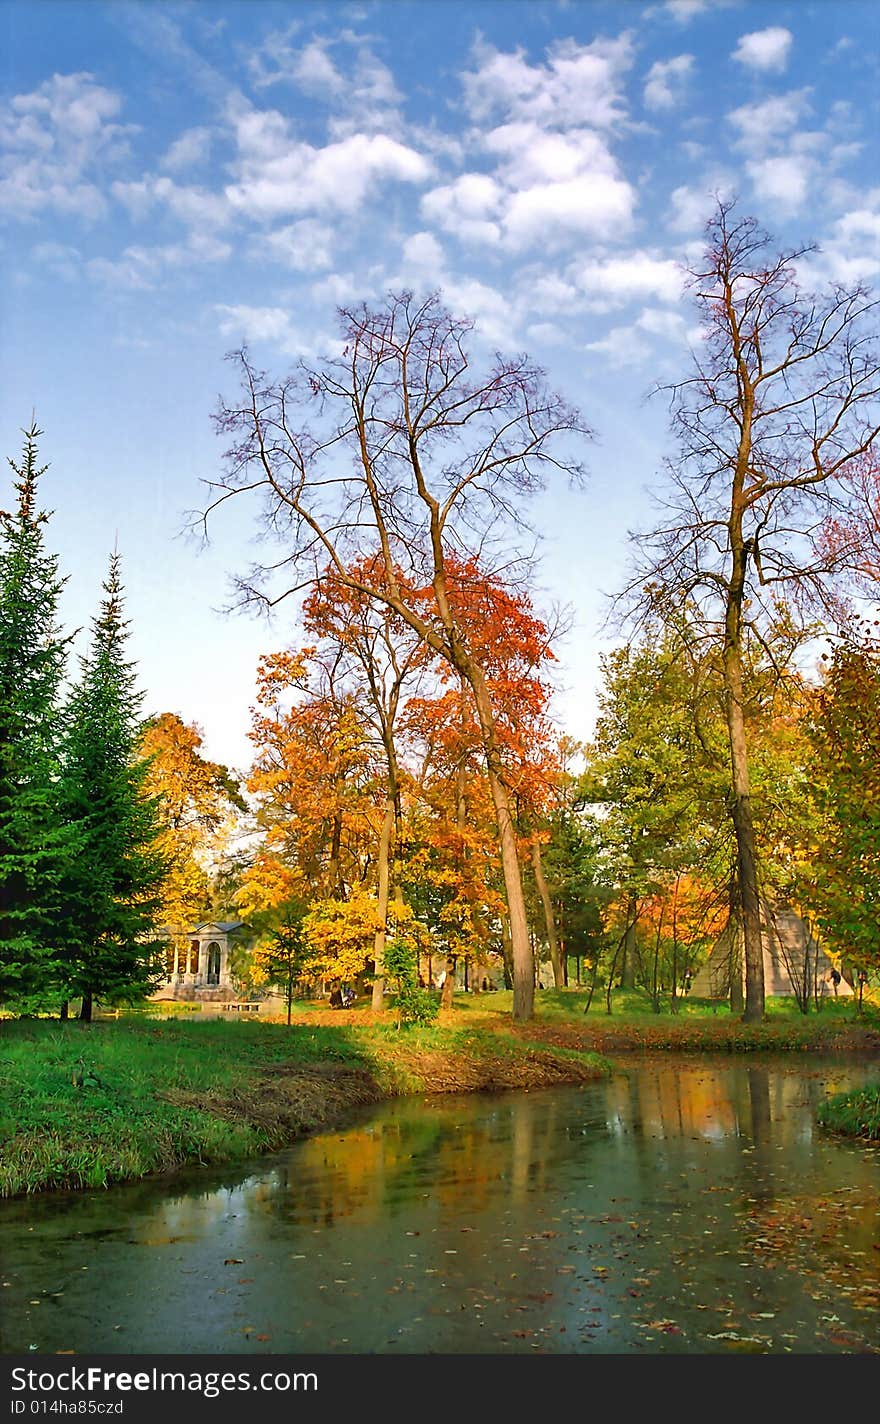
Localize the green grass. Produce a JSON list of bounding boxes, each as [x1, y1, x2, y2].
[[817, 1085, 880, 1140], [0, 1015, 609, 1197]]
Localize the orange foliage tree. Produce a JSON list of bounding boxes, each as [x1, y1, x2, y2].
[[207, 292, 589, 1021]]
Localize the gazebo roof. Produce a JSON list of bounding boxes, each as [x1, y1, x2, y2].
[[187, 921, 248, 935]]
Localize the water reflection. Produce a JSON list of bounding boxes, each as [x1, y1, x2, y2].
[[1, 1055, 878, 1355]]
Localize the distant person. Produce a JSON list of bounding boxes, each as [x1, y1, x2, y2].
[[830, 967, 841, 996]]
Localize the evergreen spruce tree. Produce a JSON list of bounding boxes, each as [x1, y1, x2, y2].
[[0, 424, 73, 1005], [58, 552, 167, 1019]]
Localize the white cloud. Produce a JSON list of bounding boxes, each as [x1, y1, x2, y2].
[[484, 123, 618, 187], [644, 55, 694, 111], [662, 0, 712, 20], [226, 108, 432, 218], [436, 275, 516, 347], [667, 179, 734, 231], [504, 172, 634, 249], [215, 303, 311, 356], [400, 230, 446, 274], [732, 27, 793, 73], [746, 155, 810, 212], [0, 72, 133, 220], [462, 34, 633, 130], [112, 175, 231, 228], [160, 127, 213, 172], [813, 200, 880, 284], [260, 219, 336, 271], [727, 90, 811, 153], [572, 252, 685, 306], [88, 231, 230, 289], [247, 30, 402, 137], [421, 173, 503, 245], [585, 305, 689, 367]]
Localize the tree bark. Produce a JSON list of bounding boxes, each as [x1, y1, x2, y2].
[[621, 892, 639, 990], [441, 956, 455, 1010], [370, 795, 395, 1012], [463, 664, 533, 1021], [723, 561, 764, 1022], [78, 991, 92, 1022], [531, 840, 563, 988]]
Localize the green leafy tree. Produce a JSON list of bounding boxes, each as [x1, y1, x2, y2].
[[0, 424, 75, 1006], [807, 636, 880, 979], [581, 626, 728, 1003], [57, 553, 167, 1020], [250, 896, 310, 1025], [384, 934, 439, 1028]]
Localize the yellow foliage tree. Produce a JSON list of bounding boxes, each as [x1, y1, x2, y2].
[[138, 712, 245, 969]]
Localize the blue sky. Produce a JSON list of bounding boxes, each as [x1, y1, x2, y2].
[[2, 0, 878, 773]]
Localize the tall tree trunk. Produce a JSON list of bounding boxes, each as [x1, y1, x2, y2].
[[531, 840, 563, 988], [78, 991, 92, 1022], [464, 665, 533, 1021], [371, 795, 394, 1011], [621, 891, 638, 989], [486, 764, 533, 1020], [722, 277, 764, 1024], [328, 806, 343, 899], [723, 610, 764, 1023], [500, 914, 514, 989], [727, 877, 745, 1013]]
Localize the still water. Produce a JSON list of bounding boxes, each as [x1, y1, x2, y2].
[[2, 1055, 879, 1355]]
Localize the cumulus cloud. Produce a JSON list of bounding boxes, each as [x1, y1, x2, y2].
[[400, 230, 446, 275], [421, 173, 503, 245], [225, 104, 432, 218], [643, 54, 694, 110], [585, 305, 689, 367], [113, 174, 231, 228], [247, 29, 402, 137], [810, 200, 880, 284], [732, 27, 793, 73], [0, 72, 133, 220], [727, 90, 812, 153], [259, 218, 337, 271], [504, 173, 634, 248], [462, 34, 633, 129], [573, 252, 685, 306], [422, 123, 633, 251], [160, 127, 213, 172], [215, 303, 311, 356], [745, 155, 810, 212]]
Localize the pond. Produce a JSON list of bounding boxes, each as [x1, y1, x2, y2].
[[2, 1054, 879, 1355]]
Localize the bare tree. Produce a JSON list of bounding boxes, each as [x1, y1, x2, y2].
[[202, 292, 589, 1022], [627, 200, 880, 1022]]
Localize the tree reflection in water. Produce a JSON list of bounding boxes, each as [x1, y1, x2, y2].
[[1, 1055, 878, 1355]]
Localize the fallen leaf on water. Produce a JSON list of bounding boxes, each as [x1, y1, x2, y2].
[[224, 1258, 244, 1266]]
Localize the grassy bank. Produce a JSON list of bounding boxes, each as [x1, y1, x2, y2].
[[0, 1015, 610, 1198], [4, 988, 878, 1198]]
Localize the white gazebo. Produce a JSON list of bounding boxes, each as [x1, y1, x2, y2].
[[156, 921, 251, 999]]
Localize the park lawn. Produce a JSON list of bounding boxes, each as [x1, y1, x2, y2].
[[0, 1014, 610, 1198]]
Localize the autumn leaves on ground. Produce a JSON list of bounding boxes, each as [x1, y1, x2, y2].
[[4, 990, 880, 1200]]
